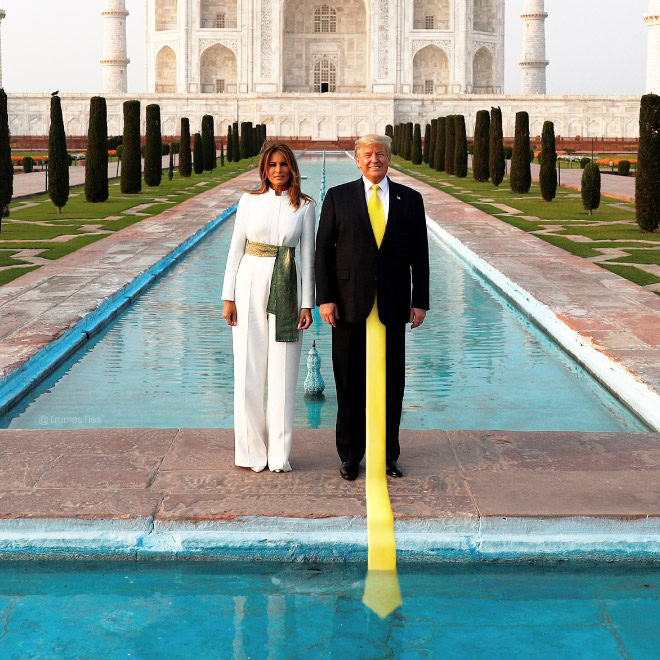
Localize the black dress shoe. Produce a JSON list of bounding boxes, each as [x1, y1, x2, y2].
[[340, 461, 359, 481], [386, 461, 403, 477]]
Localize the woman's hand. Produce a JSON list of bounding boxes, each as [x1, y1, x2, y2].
[[297, 308, 313, 330], [223, 300, 237, 326]]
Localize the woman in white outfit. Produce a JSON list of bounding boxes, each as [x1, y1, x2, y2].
[[222, 143, 316, 472]]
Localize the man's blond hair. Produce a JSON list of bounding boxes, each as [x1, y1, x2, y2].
[[355, 134, 392, 160]]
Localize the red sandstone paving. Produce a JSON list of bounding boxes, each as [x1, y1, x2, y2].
[[0, 429, 659, 521]]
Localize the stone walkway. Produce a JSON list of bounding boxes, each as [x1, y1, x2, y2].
[[0, 160, 659, 556]]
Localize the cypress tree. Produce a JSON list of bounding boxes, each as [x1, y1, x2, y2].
[[239, 121, 250, 159], [454, 115, 468, 178], [412, 124, 423, 165], [385, 124, 393, 146], [581, 162, 601, 215], [193, 132, 204, 174], [0, 89, 13, 227], [168, 148, 174, 181], [179, 117, 192, 177], [144, 103, 162, 187], [489, 106, 505, 187], [539, 120, 558, 202], [403, 122, 413, 160], [202, 114, 215, 171], [472, 110, 490, 183], [120, 100, 141, 194], [636, 94, 660, 232], [392, 124, 399, 157], [220, 140, 225, 166], [435, 117, 446, 172], [510, 111, 532, 193], [232, 121, 240, 162], [48, 94, 70, 212], [262, 123, 267, 149], [85, 97, 109, 203], [227, 125, 233, 163], [428, 119, 438, 169], [445, 115, 456, 175], [422, 123, 431, 164]]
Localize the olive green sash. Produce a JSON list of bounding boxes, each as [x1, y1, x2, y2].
[[246, 240, 299, 342]]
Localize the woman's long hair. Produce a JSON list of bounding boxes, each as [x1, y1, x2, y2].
[[248, 143, 314, 211]]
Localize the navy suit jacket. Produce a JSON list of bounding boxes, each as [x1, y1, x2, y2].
[[315, 176, 430, 325]]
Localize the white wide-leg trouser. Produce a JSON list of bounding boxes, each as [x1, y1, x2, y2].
[[232, 254, 302, 472]]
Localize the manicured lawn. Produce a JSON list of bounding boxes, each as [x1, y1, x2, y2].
[[392, 156, 660, 294], [0, 159, 255, 286]]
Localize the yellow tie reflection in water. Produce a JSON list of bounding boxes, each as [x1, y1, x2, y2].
[[362, 184, 402, 619]]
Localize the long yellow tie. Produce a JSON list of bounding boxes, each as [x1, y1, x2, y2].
[[362, 183, 401, 618]]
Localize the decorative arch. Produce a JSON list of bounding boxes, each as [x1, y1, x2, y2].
[[413, 0, 450, 30], [314, 5, 337, 33], [473, 0, 496, 33], [281, 0, 367, 93], [200, 43, 238, 93], [156, 46, 177, 93], [413, 45, 449, 94], [473, 47, 495, 93], [313, 56, 337, 92], [155, 0, 177, 31], [200, 0, 237, 29]]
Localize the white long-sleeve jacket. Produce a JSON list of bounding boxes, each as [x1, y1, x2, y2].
[[221, 188, 316, 309]]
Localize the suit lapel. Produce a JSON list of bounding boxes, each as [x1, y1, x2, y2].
[[353, 178, 379, 249]]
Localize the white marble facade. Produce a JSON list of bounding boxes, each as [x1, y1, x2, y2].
[[145, 0, 505, 96]]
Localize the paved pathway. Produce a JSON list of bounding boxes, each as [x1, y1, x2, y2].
[[12, 155, 173, 198], [0, 161, 659, 548]]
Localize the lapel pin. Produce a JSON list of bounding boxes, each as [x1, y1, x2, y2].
[[396, 195, 401, 200]]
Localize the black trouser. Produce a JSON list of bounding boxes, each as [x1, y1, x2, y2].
[[331, 319, 406, 465]]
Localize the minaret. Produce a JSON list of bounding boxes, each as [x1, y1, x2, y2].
[[520, 0, 549, 95], [0, 9, 6, 89], [645, 0, 660, 93], [101, 0, 130, 94]]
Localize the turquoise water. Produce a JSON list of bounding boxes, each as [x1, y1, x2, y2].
[[0, 154, 648, 431], [0, 560, 658, 658]]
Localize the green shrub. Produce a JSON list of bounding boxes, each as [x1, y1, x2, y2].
[[472, 110, 490, 183], [489, 106, 505, 187], [618, 160, 631, 176], [580, 157, 591, 169], [581, 162, 601, 215], [434, 117, 446, 172], [22, 156, 34, 173], [116, 144, 123, 160], [144, 103, 162, 187], [120, 100, 141, 194], [428, 119, 437, 169], [539, 121, 557, 203], [161, 143, 170, 156], [412, 123, 423, 165], [0, 89, 11, 223], [85, 96, 108, 203], [454, 115, 468, 178], [179, 118, 192, 177], [503, 145, 513, 160], [48, 94, 70, 211], [636, 93, 660, 232], [193, 132, 203, 174], [510, 111, 531, 194], [170, 141, 180, 155], [422, 123, 431, 164], [445, 115, 456, 175], [108, 135, 122, 150]]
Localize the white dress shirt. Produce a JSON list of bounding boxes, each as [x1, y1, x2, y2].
[[362, 175, 390, 224]]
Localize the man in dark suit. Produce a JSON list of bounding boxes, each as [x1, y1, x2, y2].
[[315, 134, 430, 480]]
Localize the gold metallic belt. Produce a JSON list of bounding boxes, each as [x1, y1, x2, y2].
[[245, 240, 299, 342], [246, 241, 279, 257]]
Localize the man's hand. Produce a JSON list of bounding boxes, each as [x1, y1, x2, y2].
[[320, 303, 339, 327], [409, 308, 426, 329]]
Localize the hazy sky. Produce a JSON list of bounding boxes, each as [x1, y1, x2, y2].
[[0, 0, 649, 96]]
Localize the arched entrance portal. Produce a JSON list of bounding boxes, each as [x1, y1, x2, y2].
[[200, 44, 238, 94], [156, 46, 177, 93], [281, 0, 368, 93], [413, 45, 450, 94], [473, 47, 495, 93]]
